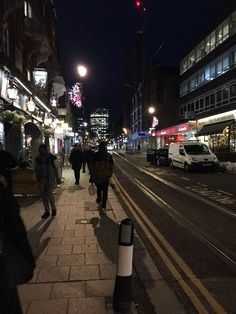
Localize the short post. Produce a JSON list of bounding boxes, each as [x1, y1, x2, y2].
[[113, 218, 134, 313]]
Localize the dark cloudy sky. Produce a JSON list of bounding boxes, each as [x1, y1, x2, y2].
[[55, 0, 226, 122]]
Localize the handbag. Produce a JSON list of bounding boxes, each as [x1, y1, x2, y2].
[[0, 231, 35, 287], [88, 183, 96, 195]]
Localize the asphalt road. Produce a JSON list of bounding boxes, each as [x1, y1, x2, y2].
[[112, 151, 236, 314]]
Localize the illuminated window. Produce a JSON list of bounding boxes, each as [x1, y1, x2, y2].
[[24, 1, 32, 18]]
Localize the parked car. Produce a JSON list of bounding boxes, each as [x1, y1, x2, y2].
[[168, 141, 219, 171], [147, 148, 169, 166], [155, 148, 169, 166]]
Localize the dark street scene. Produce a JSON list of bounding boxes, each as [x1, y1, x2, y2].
[[1, 0, 236, 313]]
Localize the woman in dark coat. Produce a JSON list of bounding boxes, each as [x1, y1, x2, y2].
[[0, 176, 35, 314]]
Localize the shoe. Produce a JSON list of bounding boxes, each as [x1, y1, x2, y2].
[[41, 211, 50, 219], [101, 208, 106, 214], [51, 209, 57, 217], [75, 182, 79, 185]]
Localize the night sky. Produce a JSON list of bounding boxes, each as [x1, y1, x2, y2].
[[55, 0, 227, 123]]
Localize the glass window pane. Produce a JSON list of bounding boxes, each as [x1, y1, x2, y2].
[[217, 59, 222, 74], [217, 90, 222, 102], [222, 86, 229, 100], [210, 94, 215, 105], [223, 56, 229, 69], [230, 84, 236, 97], [210, 65, 216, 78], [216, 26, 223, 44], [210, 31, 215, 49], [222, 21, 229, 38], [205, 66, 210, 80]]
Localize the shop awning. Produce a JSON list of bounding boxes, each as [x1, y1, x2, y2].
[[196, 120, 235, 136]]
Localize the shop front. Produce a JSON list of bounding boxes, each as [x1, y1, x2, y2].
[[196, 110, 236, 161], [151, 121, 197, 148]]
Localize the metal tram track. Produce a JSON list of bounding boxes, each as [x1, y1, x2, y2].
[[115, 163, 236, 268], [113, 171, 227, 314], [114, 152, 236, 220]]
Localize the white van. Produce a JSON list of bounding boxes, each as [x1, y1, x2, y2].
[[168, 141, 218, 171]]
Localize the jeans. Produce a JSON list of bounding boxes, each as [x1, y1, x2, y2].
[[73, 167, 81, 184], [38, 181, 56, 212], [96, 181, 109, 209]]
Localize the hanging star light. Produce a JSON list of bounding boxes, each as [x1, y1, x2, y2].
[[68, 83, 82, 108]]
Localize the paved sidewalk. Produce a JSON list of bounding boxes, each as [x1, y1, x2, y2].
[[17, 167, 183, 314]]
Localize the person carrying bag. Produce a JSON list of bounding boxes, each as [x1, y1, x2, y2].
[[0, 176, 36, 314]]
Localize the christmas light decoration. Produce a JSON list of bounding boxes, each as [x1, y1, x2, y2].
[[68, 83, 82, 108]]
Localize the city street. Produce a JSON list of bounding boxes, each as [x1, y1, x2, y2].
[[113, 151, 236, 314]]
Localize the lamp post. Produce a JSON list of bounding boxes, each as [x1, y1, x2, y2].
[[148, 106, 156, 148], [76, 65, 87, 144]]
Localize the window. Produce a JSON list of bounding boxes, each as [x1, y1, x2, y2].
[[210, 31, 216, 49], [216, 26, 223, 45], [205, 96, 209, 109], [195, 100, 199, 110], [199, 98, 204, 108], [230, 84, 236, 97], [217, 59, 222, 74], [205, 36, 211, 53], [210, 65, 216, 78], [205, 66, 210, 80], [210, 94, 215, 105], [222, 21, 229, 39], [223, 56, 229, 69], [216, 90, 222, 103], [24, 1, 32, 18], [190, 78, 195, 90], [222, 86, 229, 100], [230, 11, 236, 35]]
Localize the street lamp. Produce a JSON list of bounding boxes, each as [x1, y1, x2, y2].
[[148, 106, 155, 114], [77, 65, 87, 78]]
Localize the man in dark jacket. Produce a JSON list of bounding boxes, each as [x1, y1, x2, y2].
[[0, 142, 18, 192], [69, 143, 84, 185], [90, 141, 114, 214]]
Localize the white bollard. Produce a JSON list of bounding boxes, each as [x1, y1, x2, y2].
[[113, 218, 134, 313]]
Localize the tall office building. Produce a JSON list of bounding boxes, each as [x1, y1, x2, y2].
[[90, 108, 109, 142]]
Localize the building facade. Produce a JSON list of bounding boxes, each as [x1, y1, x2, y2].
[[130, 64, 179, 150], [0, 0, 67, 162], [179, 0, 236, 157]]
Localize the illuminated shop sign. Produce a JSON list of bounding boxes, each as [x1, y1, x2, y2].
[[33, 68, 48, 90], [152, 124, 189, 136]]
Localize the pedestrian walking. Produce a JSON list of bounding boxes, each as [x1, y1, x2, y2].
[[0, 142, 18, 192], [59, 144, 65, 167], [34, 144, 61, 219], [69, 143, 84, 185], [82, 147, 88, 173], [90, 141, 114, 214], [0, 177, 36, 314]]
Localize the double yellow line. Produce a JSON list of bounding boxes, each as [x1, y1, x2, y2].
[[113, 175, 226, 314]]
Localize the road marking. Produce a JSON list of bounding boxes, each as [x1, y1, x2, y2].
[[217, 189, 233, 196], [113, 175, 227, 314], [197, 182, 208, 187], [181, 177, 191, 181]]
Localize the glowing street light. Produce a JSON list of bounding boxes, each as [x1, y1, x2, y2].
[[148, 106, 155, 114], [77, 65, 87, 78]]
